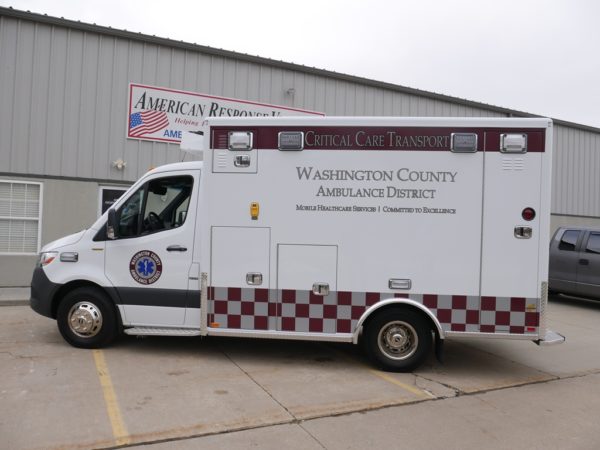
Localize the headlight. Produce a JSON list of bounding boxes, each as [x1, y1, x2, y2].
[[38, 251, 58, 267]]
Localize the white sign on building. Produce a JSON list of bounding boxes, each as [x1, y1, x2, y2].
[[127, 83, 323, 144]]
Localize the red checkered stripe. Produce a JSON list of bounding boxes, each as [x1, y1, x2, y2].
[[208, 287, 540, 335]]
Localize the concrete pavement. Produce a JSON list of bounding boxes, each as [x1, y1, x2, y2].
[[129, 373, 600, 450], [1, 296, 599, 449]]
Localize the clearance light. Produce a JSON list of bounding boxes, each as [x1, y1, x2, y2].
[[500, 133, 527, 153], [522, 207, 536, 221], [228, 131, 253, 150], [210, 322, 220, 328], [278, 131, 304, 151]]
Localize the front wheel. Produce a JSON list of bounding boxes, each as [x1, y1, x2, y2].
[[364, 308, 432, 372], [57, 287, 118, 348]]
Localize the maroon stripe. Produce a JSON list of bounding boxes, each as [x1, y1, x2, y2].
[[337, 291, 352, 305], [510, 297, 526, 312], [208, 286, 540, 336], [481, 297, 496, 310], [466, 310, 479, 324], [452, 295, 467, 309], [525, 312, 540, 327], [228, 287, 241, 301], [212, 126, 546, 152], [255, 288, 269, 302], [423, 294, 438, 308]]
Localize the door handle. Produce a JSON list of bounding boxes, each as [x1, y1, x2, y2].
[[246, 272, 263, 285], [579, 258, 589, 266], [514, 226, 532, 239], [166, 245, 187, 252], [312, 283, 330, 296]]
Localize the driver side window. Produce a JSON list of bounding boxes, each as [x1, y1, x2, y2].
[[118, 188, 144, 237], [117, 175, 193, 238]]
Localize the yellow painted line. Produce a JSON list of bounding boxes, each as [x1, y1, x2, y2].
[[323, 345, 432, 399], [92, 350, 131, 446], [367, 368, 432, 398]]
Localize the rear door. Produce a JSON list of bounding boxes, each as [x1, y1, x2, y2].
[[480, 131, 545, 332], [577, 231, 600, 299]]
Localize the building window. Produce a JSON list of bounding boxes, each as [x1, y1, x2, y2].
[[0, 181, 43, 254], [98, 186, 128, 216]]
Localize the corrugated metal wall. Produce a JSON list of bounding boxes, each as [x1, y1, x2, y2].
[[553, 125, 600, 217], [1, 11, 599, 218], [0, 14, 502, 181]]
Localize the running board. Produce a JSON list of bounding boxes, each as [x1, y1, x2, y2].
[[124, 327, 202, 337]]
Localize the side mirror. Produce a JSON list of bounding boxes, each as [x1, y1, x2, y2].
[[107, 208, 118, 240]]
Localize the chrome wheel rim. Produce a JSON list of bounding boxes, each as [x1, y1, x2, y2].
[[377, 320, 418, 361], [68, 302, 103, 338]]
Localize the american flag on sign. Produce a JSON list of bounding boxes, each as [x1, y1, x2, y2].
[[129, 110, 169, 138]]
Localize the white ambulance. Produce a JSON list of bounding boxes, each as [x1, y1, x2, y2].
[[30, 116, 564, 371]]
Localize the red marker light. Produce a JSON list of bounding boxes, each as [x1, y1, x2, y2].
[[522, 207, 536, 221]]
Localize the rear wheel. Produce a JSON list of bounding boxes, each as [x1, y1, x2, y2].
[[364, 308, 432, 372], [57, 287, 118, 348]]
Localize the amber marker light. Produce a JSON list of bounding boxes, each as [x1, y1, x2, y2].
[[251, 202, 259, 220]]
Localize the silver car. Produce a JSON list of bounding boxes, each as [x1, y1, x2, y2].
[[549, 227, 600, 300]]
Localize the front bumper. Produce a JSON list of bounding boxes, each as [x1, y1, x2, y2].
[[30, 267, 61, 319]]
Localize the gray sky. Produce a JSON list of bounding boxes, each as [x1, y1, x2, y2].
[[2, 0, 598, 127]]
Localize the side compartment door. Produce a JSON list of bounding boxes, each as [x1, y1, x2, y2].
[[105, 173, 197, 326], [577, 231, 600, 299], [277, 244, 338, 333], [210, 227, 271, 330]]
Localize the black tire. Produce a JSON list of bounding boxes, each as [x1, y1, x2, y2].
[[57, 287, 118, 348], [363, 308, 432, 372]]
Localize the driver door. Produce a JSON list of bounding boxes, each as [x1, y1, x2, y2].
[[104, 171, 198, 327]]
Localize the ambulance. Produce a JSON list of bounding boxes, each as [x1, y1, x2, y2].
[[30, 116, 565, 371]]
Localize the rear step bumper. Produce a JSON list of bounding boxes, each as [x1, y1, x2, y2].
[[535, 330, 565, 346]]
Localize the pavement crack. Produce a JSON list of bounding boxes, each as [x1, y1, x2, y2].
[[415, 373, 464, 396], [298, 422, 328, 449], [216, 344, 297, 421], [0, 351, 40, 361], [551, 369, 600, 381]]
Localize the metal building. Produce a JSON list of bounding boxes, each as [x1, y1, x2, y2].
[[1, 7, 599, 287]]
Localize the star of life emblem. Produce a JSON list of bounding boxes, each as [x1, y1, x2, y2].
[[129, 250, 163, 285]]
